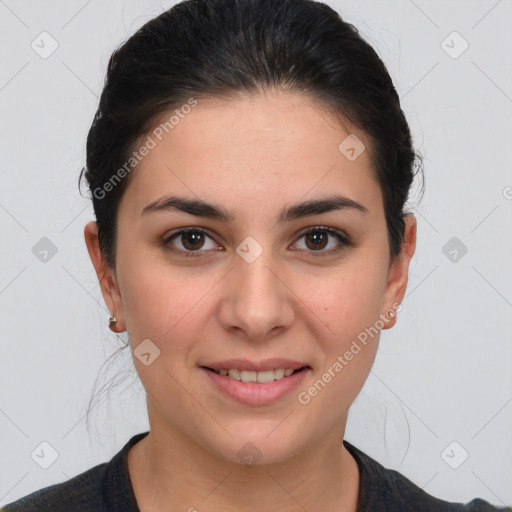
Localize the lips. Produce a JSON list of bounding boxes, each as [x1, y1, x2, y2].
[[200, 364, 311, 405]]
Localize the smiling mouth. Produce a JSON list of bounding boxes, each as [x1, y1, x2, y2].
[[202, 366, 310, 383]]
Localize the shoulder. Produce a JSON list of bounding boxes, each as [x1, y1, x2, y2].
[[343, 440, 511, 512], [1, 432, 148, 512], [0, 462, 108, 512]]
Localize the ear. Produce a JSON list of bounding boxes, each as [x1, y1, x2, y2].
[[84, 221, 126, 332], [381, 214, 417, 329]]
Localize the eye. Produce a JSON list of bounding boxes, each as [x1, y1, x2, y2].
[[291, 226, 352, 255], [163, 227, 221, 257]]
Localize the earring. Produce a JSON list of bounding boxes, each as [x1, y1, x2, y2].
[[109, 315, 118, 332]]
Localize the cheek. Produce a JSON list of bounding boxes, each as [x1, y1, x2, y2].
[[298, 269, 385, 412], [116, 243, 200, 339], [303, 258, 387, 342], [118, 256, 225, 368], [122, 277, 202, 341]]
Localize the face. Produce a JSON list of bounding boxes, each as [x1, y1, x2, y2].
[[85, 90, 416, 465]]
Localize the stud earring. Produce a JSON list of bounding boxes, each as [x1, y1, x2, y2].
[[109, 315, 118, 332]]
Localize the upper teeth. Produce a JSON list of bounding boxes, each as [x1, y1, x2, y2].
[[212, 368, 296, 383]]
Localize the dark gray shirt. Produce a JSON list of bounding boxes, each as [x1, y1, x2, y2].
[[2, 431, 510, 511]]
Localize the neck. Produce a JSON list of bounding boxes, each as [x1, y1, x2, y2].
[[128, 411, 360, 512]]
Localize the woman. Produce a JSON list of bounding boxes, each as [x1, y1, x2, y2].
[[3, 0, 510, 510]]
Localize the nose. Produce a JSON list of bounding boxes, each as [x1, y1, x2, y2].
[[218, 250, 295, 341]]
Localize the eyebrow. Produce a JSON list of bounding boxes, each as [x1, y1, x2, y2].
[[141, 194, 368, 223]]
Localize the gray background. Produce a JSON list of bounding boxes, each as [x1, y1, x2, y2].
[[1, 0, 511, 507]]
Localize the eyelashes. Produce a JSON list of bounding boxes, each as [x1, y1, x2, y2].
[[163, 227, 219, 256], [162, 226, 353, 258], [290, 226, 353, 254]]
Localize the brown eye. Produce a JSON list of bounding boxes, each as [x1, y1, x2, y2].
[[181, 231, 206, 250], [293, 227, 352, 255], [164, 228, 220, 256], [304, 231, 329, 250]]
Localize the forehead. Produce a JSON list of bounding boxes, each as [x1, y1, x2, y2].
[[119, 91, 382, 221]]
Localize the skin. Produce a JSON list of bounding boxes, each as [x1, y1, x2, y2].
[[84, 89, 416, 512]]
